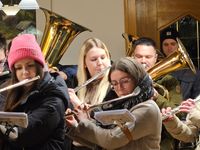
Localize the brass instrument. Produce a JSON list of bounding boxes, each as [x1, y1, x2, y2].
[[123, 34, 196, 99], [162, 94, 200, 121], [148, 38, 196, 81], [147, 38, 196, 100], [122, 33, 139, 56], [0, 76, 40, 93], [122, 33, 165, 59], [40, 7, 92, 67]]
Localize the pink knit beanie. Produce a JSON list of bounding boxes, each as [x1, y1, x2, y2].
[[8, 34, 45, 70]]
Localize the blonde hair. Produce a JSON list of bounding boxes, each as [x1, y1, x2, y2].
[[77, 38, 111, 105]]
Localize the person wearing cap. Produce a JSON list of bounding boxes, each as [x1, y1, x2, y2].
[[160, 28, 200, 100], [132, 37, 183, 150], [66, 57, 162, 150], [0, 34, 70, 150], [160, 27, 200, 149]]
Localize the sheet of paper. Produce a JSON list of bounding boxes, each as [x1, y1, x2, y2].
[[0, 111, 28, 128], [94, 109, 135, 125]]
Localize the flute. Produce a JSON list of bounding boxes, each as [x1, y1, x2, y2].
[[65, 86, 141, 117], [0, 71, 10, 77], [162, 94, 200, 121], [0, 75, 40, 93], [74, 66, 111, 92]]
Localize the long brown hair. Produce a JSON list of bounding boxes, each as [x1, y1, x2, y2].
[[4, 62, 44, 112]]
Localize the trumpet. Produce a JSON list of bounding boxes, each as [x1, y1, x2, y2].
[[0, 76, 40, 93], [162, 94, 200, 121], [74, 66, 111, 92]]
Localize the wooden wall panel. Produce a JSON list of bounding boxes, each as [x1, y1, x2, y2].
[[157, 0, 200, 30], [136, 0, 157, 40], [124, 0, 137, 35], [124, 0, 200, 47]]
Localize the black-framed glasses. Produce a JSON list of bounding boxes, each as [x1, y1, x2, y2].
[[110, 77, 132, 90]]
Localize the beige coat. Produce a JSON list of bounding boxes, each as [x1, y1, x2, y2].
[[67, 100, 162, 150], [163, 103, 200, 150]]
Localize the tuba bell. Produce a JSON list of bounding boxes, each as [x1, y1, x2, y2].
[[122, 33, 139, 56], [40, 7, 92, 67], [122, 33, 165, 60], [148, 37, 196, 81]]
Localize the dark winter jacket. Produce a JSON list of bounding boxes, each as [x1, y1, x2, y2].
[[0, 72, 70, 150]]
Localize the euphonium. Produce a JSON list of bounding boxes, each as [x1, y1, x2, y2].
[[40, 7, 92, 67], [148, 38, 196, 81], [122, 33, 139, 56], [122, 33, 165, 59], [123, 34, 196, 100], [147, 38, 196, 100]]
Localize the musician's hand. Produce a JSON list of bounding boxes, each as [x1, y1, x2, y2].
[[48, 67, 58, 73], [65, 108, 78, 127], [58, 71, 67, 80], [161, 107, 174, 122], [74, 104, 89, 121], [48, 67, 68, 80], [179, 98, 195, 113], [68, 88, 82, 108]]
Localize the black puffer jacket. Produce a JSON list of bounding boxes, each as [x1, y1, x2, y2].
[[1, 72, 70, 150]]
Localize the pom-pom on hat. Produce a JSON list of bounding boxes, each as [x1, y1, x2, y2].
[[160, 28, 179, 45], [8, 34, 45, 70]]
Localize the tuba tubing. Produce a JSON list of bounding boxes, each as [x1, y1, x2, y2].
[[40, 7, 92, 67], [148, 37, 196, 81]]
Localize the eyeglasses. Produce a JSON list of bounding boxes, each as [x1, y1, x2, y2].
[[110, 77, 132, 90]]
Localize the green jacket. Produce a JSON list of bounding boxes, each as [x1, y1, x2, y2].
[[155, 74, 183, 150], [156, 74, 182, 109]]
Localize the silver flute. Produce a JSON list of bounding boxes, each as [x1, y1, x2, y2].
[[0, 71, 10, 77], [65, 87, 141, 117], [74, 66, 111, 92], [0, 75, 40, 93], [162, 94, 200, 120]]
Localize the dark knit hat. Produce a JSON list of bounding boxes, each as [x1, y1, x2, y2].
[[8, 34, 45, 70], [160, 28, 179, 44]]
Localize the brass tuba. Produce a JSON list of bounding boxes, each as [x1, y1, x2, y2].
[[122, 33, 165, 59], [148, 38, 196, 81], [40, 7, 92, 67], [122, 33, 139, 56], [123, 34, 196, 100], [122, 33, 196, 80]]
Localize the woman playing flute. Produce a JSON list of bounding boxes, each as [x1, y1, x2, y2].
[[0, 34, 70, 150], [66, 57, 162, 150], [66, 37, 117, 150]]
